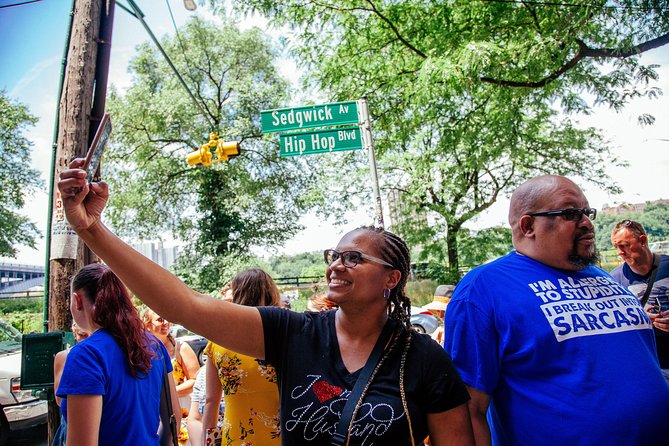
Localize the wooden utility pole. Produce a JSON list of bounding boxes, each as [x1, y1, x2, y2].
[[47, 0, 114, 441]]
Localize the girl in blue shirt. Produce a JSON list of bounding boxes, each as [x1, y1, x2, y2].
[[57, 263, 180, 445]]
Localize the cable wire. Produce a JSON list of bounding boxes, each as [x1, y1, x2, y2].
[[165, 0, 194, 72], [480, 0, 669, 10], [0, 0, 43, 10], [119, 0, 215, 128]]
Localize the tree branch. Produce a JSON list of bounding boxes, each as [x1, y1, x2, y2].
[[364, 0, 427, 59], [481, 33, 669, 88]]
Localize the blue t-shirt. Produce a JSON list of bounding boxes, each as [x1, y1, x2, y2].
[[611, 253, 669, 368], [444, 251, 669, 446], [57, 329, 170, 446]]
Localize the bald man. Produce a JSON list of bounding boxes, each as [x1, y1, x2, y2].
[[444, 175, 669, 446]]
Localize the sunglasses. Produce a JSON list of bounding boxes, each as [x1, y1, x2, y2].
[[324, 249, 394, 269], [527, 207, 597, 221]]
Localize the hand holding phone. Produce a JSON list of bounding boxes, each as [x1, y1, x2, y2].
[[83, 113, 112, 182]]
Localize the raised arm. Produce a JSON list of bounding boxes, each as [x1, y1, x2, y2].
[[57, 160, 265, 359]]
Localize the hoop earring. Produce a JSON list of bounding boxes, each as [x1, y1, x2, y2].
[[383, 289, 390, 299]]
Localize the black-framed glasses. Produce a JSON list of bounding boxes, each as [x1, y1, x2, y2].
[[324, 249, 394, 269], [527, 207, 597, 221]]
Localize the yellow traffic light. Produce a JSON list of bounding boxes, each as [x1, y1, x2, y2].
[[215, 140, 240, 161], [186, 131, 240, 166], [186, 145, 213, 166]]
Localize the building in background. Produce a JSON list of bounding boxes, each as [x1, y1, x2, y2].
[[601, 198, 669, 216], [131, 241, 180, 270]]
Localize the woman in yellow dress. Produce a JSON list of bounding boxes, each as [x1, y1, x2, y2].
[[203, 268, 282, 445]]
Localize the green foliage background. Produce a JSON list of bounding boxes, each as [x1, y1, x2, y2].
[[0, 90, 43, 257]]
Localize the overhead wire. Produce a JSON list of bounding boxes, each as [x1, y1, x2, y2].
[[165, 0, 195, 74], [480, 0, 669, 10], [0, 0, 43, 10], [117, 0, 215, 128]]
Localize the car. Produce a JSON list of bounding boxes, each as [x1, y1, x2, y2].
[[170, 325, 209, 366], [410, 307, 440, 335], [0, 319, 47, 446]]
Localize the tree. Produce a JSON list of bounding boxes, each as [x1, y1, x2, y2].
[[225, 0, 668, 280], [594, 202, 669, 250], [105, 18, 322, 292], [0, 91, 42, 257]]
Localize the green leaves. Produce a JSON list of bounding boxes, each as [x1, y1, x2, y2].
[[227, 0, 667, 280], [104, 18, 321, 292], [0, 90, 42, 257]]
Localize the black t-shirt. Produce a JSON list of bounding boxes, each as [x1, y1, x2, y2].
[[259, 307, 470, 446]]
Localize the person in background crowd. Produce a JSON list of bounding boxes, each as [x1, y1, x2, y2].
[[422, 285, 454, 346], [57, 159, 474, 445], [57, 263, 180, 445], [307, 290, 337, 312], [52, 323, 90, 446], [611, 219, 669, 382], [203, 268, 282, 445], [143, 308, 200, 445], [444, 175, 669, 446]]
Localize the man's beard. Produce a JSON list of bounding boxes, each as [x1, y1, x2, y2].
[[568, 229, 599, 268]]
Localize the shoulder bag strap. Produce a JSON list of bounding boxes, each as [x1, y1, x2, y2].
[[160, 346, 179, 446], [640, 254, 661, 308], [331, 321, 396, 446]]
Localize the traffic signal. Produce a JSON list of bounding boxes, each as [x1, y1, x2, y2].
[[186, 132, 240, 166], [186, 145, 213, 166], [215, 140, 240, 161]]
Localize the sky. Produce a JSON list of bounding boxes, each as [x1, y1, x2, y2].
[[1, 0, 668, 267]]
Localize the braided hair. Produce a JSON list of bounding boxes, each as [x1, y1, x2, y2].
[[357, 226, 413, 331], [345, 226, 416, 445]]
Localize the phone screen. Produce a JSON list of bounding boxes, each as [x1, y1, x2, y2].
[[84, 114, 112, 182]]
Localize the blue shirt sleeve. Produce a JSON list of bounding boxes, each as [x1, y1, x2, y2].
[[56, 342, 106, 398], [443, 276, 500, 395]]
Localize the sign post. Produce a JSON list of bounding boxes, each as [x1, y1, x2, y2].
[[357, 98, 384, 229], [261, 99, 384, 228]]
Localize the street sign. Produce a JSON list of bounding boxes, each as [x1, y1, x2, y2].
[[280, 126, 362, 157], [261, 101, 359, 133]]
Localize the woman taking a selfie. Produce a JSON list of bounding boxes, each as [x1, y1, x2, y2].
[[58, 160, 474, 445], [56, 263, 180, 445]]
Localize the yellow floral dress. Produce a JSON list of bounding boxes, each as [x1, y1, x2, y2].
[[205, 342, 281, 446]]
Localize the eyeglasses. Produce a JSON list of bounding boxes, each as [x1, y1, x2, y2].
[[614, 219, 646, 236], [324, 249, 394, 269], [527, 207, 597, 221]]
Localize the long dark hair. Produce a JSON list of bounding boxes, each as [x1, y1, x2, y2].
[[231, 268, 281, 308], [72, 264, 154, 377]]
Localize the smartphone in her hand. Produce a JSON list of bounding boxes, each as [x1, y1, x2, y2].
[[83, 113, 112, 182]]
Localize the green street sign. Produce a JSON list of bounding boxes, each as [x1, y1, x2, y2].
[[280, 126, 363, 157], [261, 101, 359, 133]]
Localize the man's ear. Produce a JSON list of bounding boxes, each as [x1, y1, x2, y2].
[[639, 234, 648, 246], [519, 215, 535, 238]]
